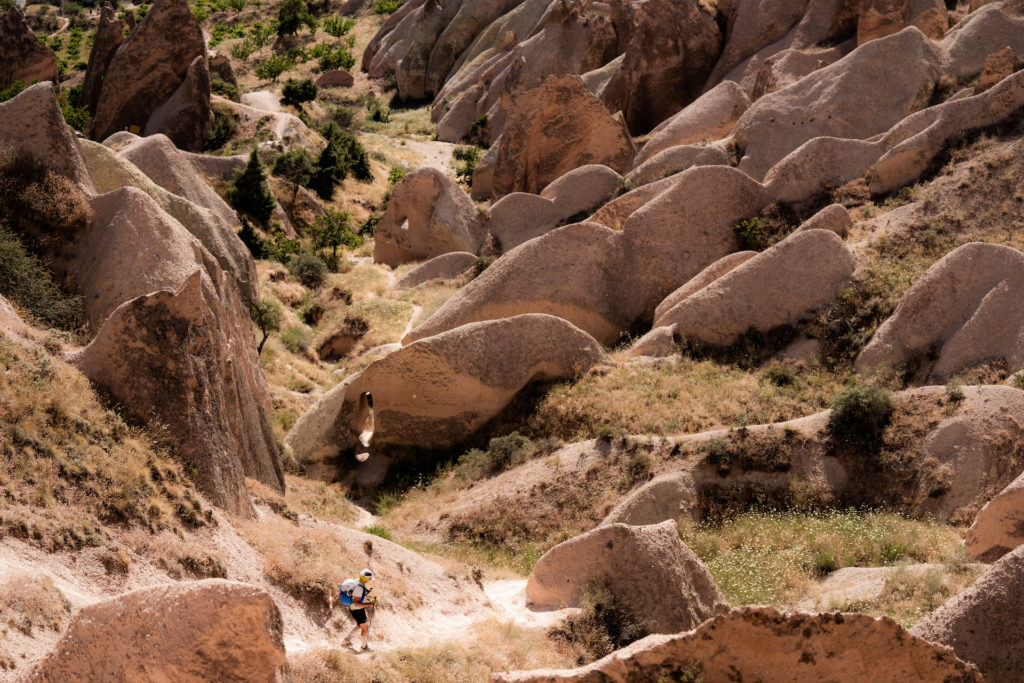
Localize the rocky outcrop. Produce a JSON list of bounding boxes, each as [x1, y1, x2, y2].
[[497, 607, 981, 682], [732, 27, 941, 179], [795, 203, 852, 237], [29, 580, 289, 682], [633, 81, 749, 166], [78, 138, 258, 305], [539, 164, 622, 220], [1, 7, 58, 90], [286, 314, 607, 463], [966, 471, 1024, 561], [601, 472, 695, 527], [598, 0, 721, 134], [395, 251, 477, 288], [71, 188, 282, 515], [912, 544, 1024, 682], [527, 520, 727, 633], [0, 82, 96, 194], [856, 243, 1024, 383], [373, 167, 486, 266], [316, 69, 354, 87], [491, 75, 635, 199], [81, 3, 124, 114], [652, 251, 759, 327], [977, 46, 1016, 91], [858, 0, 948, 45], [208, 53, 237, 87], [940, 6, 1024, 83], [408, 165, 769, 346], [86, 0, 211, 151], [646, 230, 855, 348], [626, 143, 731, 187]]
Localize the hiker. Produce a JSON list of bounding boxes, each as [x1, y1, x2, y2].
[[341, 569, 376, 651]]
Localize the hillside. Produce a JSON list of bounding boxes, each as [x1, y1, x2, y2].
[[2, 0, 1024, 680]]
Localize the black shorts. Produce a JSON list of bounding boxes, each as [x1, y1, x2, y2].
[[350, 608, 367, 625]]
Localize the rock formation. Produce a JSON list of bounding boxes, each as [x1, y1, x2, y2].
[[795, 203, 852, 237], [858, 0, 948, 45], [526, 520, 727, 633], [646, 230, 856, 348], [1, 7, 58, 90], [407, 165, 770, 346], [316, 69, 355, 87], [286, 314, 607, 463], [652, 251, 759, 327], [29, 580, 290, 681], [626, 143, 731, 187], [395, 251, 477, 288], [856, 242, 1024, 383], [965, 471, 1024, 561], [497, 607, 981, 682], [86, 0, 212, 152], [373, 167, 486, 266], [600, 471, 695, 527], [912, 544, 1024, 682], [81, 3, 124, 115], [491, 75, 634, 199]]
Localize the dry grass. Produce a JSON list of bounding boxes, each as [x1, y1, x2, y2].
[[524, 355, 847, 441], [291, 618, 575, 682], [680, 510, 967, 607], [0, 332, 209, 551], [121, 529, 227, 580], [0, 574, 70, 636]]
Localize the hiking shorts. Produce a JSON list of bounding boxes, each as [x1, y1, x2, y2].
[[350, 608, 367, 625]]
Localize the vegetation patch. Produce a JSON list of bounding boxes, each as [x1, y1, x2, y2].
[[0, 574, 71, 636], [549, 584, 648, 666]]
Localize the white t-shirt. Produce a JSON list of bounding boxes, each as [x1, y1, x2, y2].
[[349, 582, 370, 611]]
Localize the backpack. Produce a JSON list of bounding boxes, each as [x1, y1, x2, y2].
[[339, 579, 361, 606]]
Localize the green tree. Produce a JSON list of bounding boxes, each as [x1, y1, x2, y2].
[[280, 77, 317, 106], [249, 298, 282, 354], [271, 147, 316, 209], [278, 0, 315, 35], [310, 209, 359, 267], [308, 123, 372, 200], [228, 150, 276, 226], [322, 15, 354, 38], [254, 55, 293, 82]]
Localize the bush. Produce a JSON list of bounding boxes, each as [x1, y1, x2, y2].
[[827, 382, 894, 451], [280, 324, 311, 353], [0, 226, 84, 332], [288, 251, 328, 289], [254, 55, 294, 82], [278, 0, 316, 35], [227, 150, 276, 226], [281, 78, 317, 106], [229, 38, 257, 61], [210, 76, 240, 102], [317, 44, 355, 71], [271, 147, 316, 207], [323, 15, 355, 38], [0, 80, 27, 103], [249, 298, 282, 354], [205, 109, 237, 151], [237, 218, 268, 259], [373, 0, 401, 13], [366, 97, 390, 123], [330, 106, 354, 128], [452, 145, 481, 185], [548, 584, 648, 665]]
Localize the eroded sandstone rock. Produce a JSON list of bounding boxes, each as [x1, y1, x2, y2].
[[395, 251, 477, 288], [966, 471, 1024, 561], [81, 3, 124, 114], [0, 7, 57, 91]]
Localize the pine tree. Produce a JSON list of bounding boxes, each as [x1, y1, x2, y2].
[[228, 150, 276, 226]]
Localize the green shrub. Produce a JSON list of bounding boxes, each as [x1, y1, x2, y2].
[[278, 0, 316, 35], [317, 44, 355, 71], [323, 15, 355, 38], [548, 584, 648, 665], [330, 106, 354, 128], [254, 55, 294, 82], [227, 150, 276, 226], [205, 109, 238, 151], [237, 218, 268, 259], [249, 297, 282, 354], [366, 98, 390, 123], [827, 382, 894, 451], [280, 325, 311, 353], [309, 123, 372, 199], [281, 78, 317, 106], [266, 233, 301, 263], [0, 81, 27, 103], [456, 432, 536, 480], [0, 226, 84, 332], [387, 166, 406, 185], [229, 38, 257, 61], [470, 255, 494, 279], [373, 0, 401, 13], [288, 252, 328, 289], [362, 524, 393, 541], [57, 86, 88, 131], [250, 21, 279, 48], [452, 146, 480, 185], [272, 147, 316, 207], [210, 77, 240, 102]]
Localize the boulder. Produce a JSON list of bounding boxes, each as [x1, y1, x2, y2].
[[633, 81, 750, 166], [626, 143, 731, 187], [966, 471, 1024, 561], [0, 7, 57, 91], [749, 44, 851, 100], [732, 28, 941, 179], [144, 53, 214, 152], [911, 544, 1024, 682], [285, 314, 607, 462], [29, 580, 289, 682], [653, 251, 759, 327], [86, 0, 210, 151], [395, 251, 477, 288], [588, 173, 679, 229], [470, 138, 499, 200], [81, 3, 124, 114], [208, 53, 237, 87], [436, 83, 486, 142], [856, 243, 1024, 383], [795, 202, 852, 237], [491, 75, 635, 199], [939, 6, 1024, 83], [373, 166, 486, 267], [497, 607, 982, 682], [526, 520, 727, 633], [654, 230, 856, 347], [601, 472, 695, 527], [598, 0, 722, 134], [976, 45, 1016, 91], [630, 325, 677, 357], [408, 166, 769, 346], [315, 69, 354, 88], [78, 138, 258, 304], [487, 193, 563, 252], [0, 82, 96, 194], [539, 164, 622, 220], [72, 188, 283, 515]]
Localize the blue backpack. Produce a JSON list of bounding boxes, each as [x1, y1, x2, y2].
[[339, 579, 361, 606]]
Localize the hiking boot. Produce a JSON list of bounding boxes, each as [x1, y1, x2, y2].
[[361, 645, 373, 652]]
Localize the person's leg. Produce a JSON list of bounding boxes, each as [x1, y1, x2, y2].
[[360, 623, 369, 649], [347, 609, 366, 648]]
